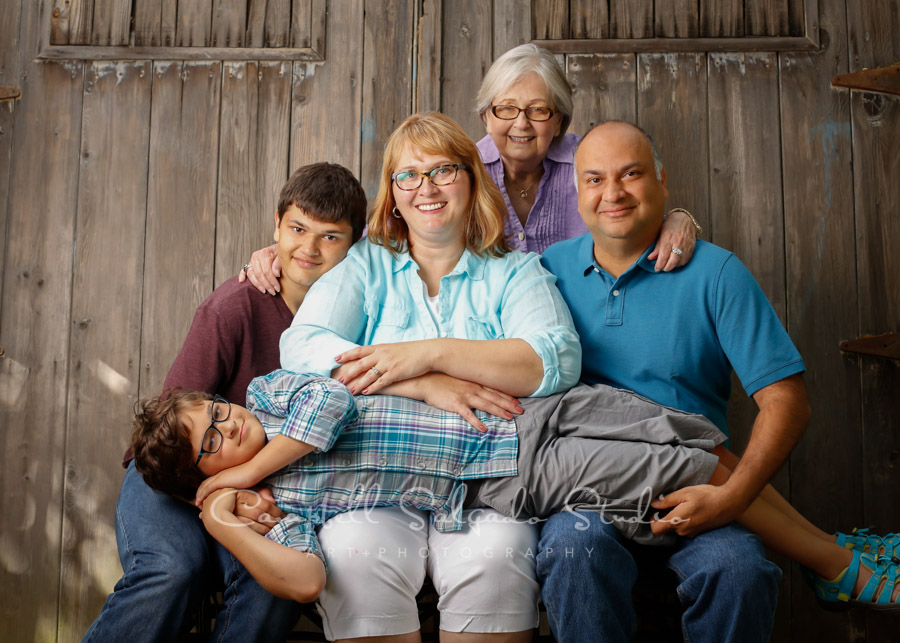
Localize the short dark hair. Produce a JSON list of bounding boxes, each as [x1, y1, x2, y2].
[[277, 162, 368, 242], [131, 390, 212, 501]]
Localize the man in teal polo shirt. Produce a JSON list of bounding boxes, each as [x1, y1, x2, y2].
[[538, 120, 811, 642]]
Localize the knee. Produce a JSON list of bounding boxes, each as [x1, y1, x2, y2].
[[680, 529, 781, 601], [539, 512, 628, 569]]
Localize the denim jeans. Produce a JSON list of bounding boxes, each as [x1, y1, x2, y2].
[[537, 512, 781, 643], [82, 462, 303, 642]]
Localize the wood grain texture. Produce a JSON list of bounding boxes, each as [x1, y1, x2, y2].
[[139, 61, 222, 397], [745, 0, 790, 36], [58, 61, 152, 639], [609, 0, 652, 38], [69, 0, 95, 44], [569, 0, 608, 39], [416, 0, 442, 113], [290, 0, 363, 172], [567, 53, 635, 134], [291, 0, 312, 48], [361, 0, 415, 198], [0, 2, 84, 640], [216, 62, 292, 287], [779, 0, 865, 639], [265, 0, 291, 48], [90, 0, 131, 45], [176, 0, 213, 46], [133, 0, 163, 46], [440, 0, 492, 139], [654, 0, 698, 38], [845, 3, 900, 639], [211, 0, 247, 47], [493, 0, 531, 54], [699, 0, 743, 37], [532, 0, 568, 39], [0, 0, 21, 316]]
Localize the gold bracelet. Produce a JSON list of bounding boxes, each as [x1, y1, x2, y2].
[[667, 207, 702, 237]]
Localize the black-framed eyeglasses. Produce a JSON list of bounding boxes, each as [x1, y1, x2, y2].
[[391, 164, 467, 191], [490, 104, 556, 122], [195, 395, 231, 466]]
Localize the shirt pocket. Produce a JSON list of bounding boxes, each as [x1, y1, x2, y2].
[[364, 297, 411, 337], [465, 315, 504, 340]]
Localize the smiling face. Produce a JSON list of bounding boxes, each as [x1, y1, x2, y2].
[[181, 399, 268, 476], [274, 205, 354, 311], [575, 122, 669, 252], [391, 144, 472, 249], [484, 72, 562, 170]]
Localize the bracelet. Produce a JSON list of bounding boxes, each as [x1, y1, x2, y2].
[[666, 208, 702, 237]]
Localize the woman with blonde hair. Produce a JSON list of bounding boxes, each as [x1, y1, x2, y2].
[[279, 111, 581, 641]]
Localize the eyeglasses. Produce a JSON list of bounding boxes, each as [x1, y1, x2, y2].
[[391, 164, 467, 191], [195, 395, 231, 465], [490, 104, 556, 122]]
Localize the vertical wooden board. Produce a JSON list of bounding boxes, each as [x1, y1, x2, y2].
[[176, 0, 213, 46], [134, 0, 163, 46], [567, 53, 636, 135], [57, 61, 152, 640], [493, 0, 531, 55], [417, 0, 442, 113], [0, 4, 83, 642], [290, 0, 363, 174], [845, 3, 900, 639], [532, 0, 568, 39], [360, 0, 415, 198], [161, 0, 179, 46], [440, 0, 493, 140], [246, 0, 267, 46], [310, 0, 327, 53], [699, 0, 743, 36], [212, 0, 248, 47], [570, 0, 608, 39], [265, 0, 291, 47], [51, 0, 72, 44], [654, 0, 698, 38], [216, 62, 291, 287], [140, 62, 222, 396], [609, 0, 652, 38], [69, 0, 95, 44], [91, 0, 131, 45], [787, 0, 806, 36], [779, 0, 864, 639], [745, 0, 790, 36], [291, 0, 312, 47], [636, 54, 708, 227], [0, 0, 22, 315]]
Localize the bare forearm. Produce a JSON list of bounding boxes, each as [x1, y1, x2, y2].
[[428, 338, 543, 396]]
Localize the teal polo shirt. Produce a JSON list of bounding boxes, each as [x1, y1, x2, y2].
[[541, 235, 805, 436]]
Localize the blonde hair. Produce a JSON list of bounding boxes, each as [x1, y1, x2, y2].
[[368, 112, 511, 257]]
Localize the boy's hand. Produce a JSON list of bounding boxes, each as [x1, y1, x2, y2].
[[233, 487, 285, 536], [196, 461, 264, 507], [199, 487, 240, 528]]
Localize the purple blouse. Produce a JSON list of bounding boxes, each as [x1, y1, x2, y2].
[[477, 133, 587, 254]]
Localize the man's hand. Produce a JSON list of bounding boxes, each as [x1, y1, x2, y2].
[[196, 461, 264, 508], [650, 484, 745, 538], [233, 487, 285, 536]]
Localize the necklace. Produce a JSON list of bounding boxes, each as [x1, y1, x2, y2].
[[508, 175, 540, 199]]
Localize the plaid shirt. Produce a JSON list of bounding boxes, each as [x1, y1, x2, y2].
[[248, 370, 518, 563]]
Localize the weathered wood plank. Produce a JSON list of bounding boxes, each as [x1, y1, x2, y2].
[[845, 2, 900, 640], [417, 0, 442, 113], [265, 0, 291, 47], [51, 0, 72, 44], [40, 44, 325, 62], [291, 0, 312, 47], [161, 0, 179, 47], [216, 61, 291, 287], [532, 0, 568, 39], [609, 0, 652, 38], [699, 0, 743, 37], [140, 61, 222, 396], [569, 0, 608, 39], [636, 54, 708, 226], [58, 61, 152, 639], [745, 0, 790, 36], [0, 2, 83, 641], [69, 0, 95, 44], [536, 35, 819, 54], [567, 53, 635, 134], [361, 0, 415, 198], [654, 0, 698, 38], [211, 0, 247, 47], [90, 0, 131, 46], [493, 0, 531, 54], [779, 0, 865, 639], [0, 0, 21, 316], [290, 0, 363, 173], [440, 0, 493, 139], [246, 0, 266, 46], [176, 0, 213, 47], [133, 0, 163, 46], [788, 0, 806, 36]]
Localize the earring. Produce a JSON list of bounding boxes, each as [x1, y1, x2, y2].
[[392, 207, 402, 219]]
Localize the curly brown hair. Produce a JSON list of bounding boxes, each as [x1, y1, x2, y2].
[[131, 389, 212, 501]]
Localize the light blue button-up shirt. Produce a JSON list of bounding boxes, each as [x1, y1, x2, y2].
[[280, 239, 581, 397]]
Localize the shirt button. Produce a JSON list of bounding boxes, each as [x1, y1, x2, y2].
[[453, 467, 461, 475], [593, 267, 600, 273], [378, 457, 387, 466], [612, 289, 620, 296], [342, 457, 351, 466], [518, 232, 525, 241], [417, 461, 427, 470]]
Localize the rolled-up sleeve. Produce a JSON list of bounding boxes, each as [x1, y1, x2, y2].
[[500, 253, 581, 396], [266, 513, 325, 566]]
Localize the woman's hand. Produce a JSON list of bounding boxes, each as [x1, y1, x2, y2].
[[238, 243, 282, 295], [334, 341, 439, 394], [649, 209, 698, 272], [195, 461, 264, 508], [415, 373, 523, 432]]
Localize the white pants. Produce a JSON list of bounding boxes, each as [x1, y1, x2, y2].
[[316, 506, 540, 639]]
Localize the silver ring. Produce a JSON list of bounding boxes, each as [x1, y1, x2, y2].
[[671, 248, 684, 257], [370, 367, 381, 377], [242, 263, 252, 273]]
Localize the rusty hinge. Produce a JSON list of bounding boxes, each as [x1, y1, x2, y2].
[[832, 64, 900, 97], [0, 86, 21, 102], [840, 332, 900, 361]]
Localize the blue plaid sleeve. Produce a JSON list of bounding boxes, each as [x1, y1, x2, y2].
[[247, 370, 359, 452], [265, 513, 325, 566]]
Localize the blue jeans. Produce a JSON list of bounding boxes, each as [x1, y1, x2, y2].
[[82, 462, 303, 642], [537, 512, 781, 643]]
